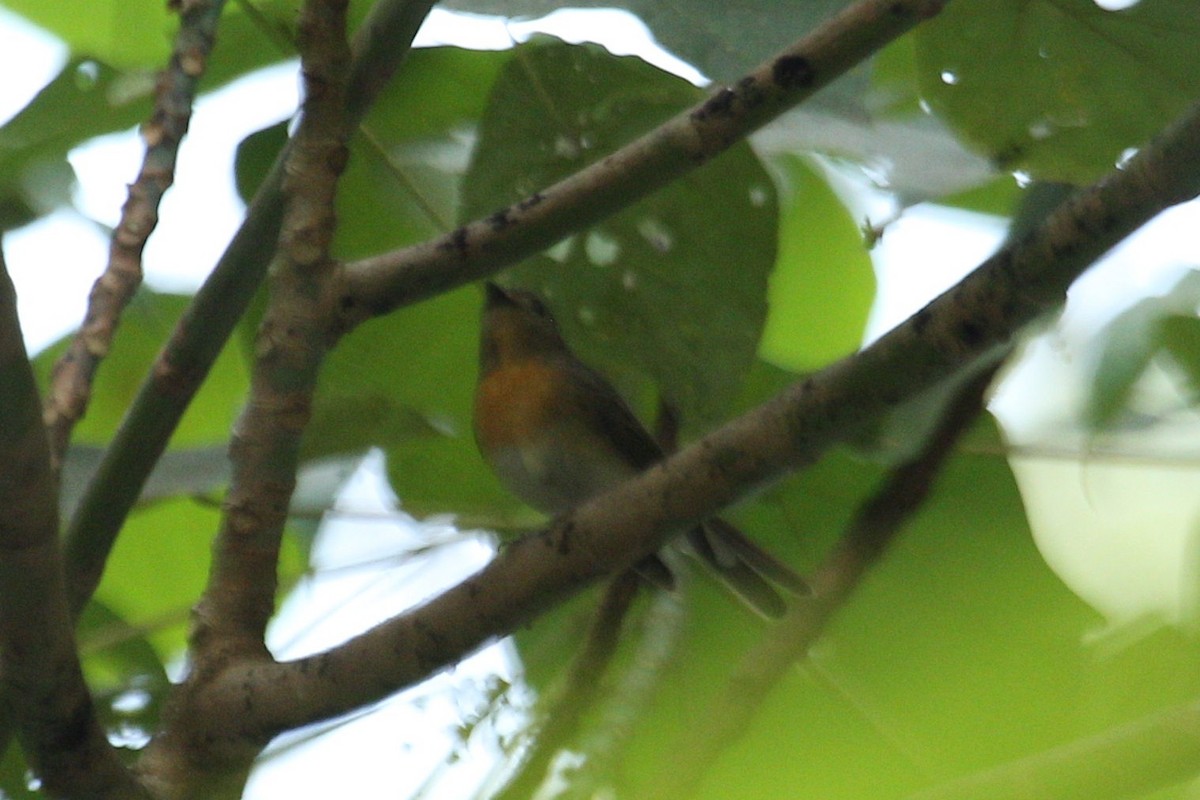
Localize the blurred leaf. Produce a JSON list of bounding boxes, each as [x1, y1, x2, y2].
[[0, 58, 154, 229], [1, 0, 174, 69], [938, 174, 1022, 217], [915, 0, 1200, 183], [78, 601, 171, 752], [463, 39, 776, 424], [32, 290, 249, 447], [1162, 314, 1200, 402], [759, 156, 874, 372], [754, 105, 999, 208], [92, 496, 219, 658], [1084, 271, 1200, 430], [611, 415, 1103, 799]]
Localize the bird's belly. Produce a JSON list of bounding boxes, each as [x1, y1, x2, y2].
[[486, 429, 636, 515]]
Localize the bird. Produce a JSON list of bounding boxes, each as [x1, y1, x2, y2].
[[473, 281, 808, 617]]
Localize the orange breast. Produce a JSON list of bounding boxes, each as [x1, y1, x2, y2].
[[474, 359, 564, 454]]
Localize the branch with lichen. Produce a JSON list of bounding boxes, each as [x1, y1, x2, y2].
[[43, 0, 226, 471]]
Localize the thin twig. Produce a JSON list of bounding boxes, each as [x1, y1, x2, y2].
[[43, 0, 226, 470], [335, 0, 950, 323], [0, 247, 147, 798], [61, 0, 437, 618]]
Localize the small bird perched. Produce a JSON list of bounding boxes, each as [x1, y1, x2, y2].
[[473, 281, 807, 617]]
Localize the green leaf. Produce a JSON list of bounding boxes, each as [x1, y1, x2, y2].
[[614, 416, 1102, 799], [915, 0, 1200, 183], [1161, 314, 1200, 402], [0, 58, 155, 229], [94, 494, 307, 659], [234, 47, 511, 258], [463, 39, 777, 425], [1084, 271, 1200, 430], [439, 0, 852, 84], [759, 156, 874, 372], [1, 0, 174, 69]]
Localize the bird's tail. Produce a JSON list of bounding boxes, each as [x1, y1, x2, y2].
[[685, 518, 809, 618]]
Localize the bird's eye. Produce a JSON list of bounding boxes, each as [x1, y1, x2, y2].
[[523, 295, 550, 318]]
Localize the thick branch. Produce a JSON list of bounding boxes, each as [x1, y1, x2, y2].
[[335, 0, 950, 322], [0, 250, 145, 798], [44, 0, 226, 470], [192, 0, 351, 661], [61, 0, 436, 617], [184, 91, 1200, 741]]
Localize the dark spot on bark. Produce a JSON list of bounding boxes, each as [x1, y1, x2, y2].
[[993, 144, 1024, 170], [736, 75, 765, 108], [488, 209, 512, 231], [450, 226, 469, 253], [889, 2, 906, 15], [992, 249, 1015, 280], [911, 307, 932, 335], [554, 520, 574, 556], [517, 192, 544, 211], [959, 318, 985, 347], [693, 87, 735, 122], [773, 55, 815, 89]]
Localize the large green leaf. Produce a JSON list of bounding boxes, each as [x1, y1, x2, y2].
[[759, 156, 874, 372], [439, 0, 852, 83], [915, 0, 1200, 183], [0, 0, 174, 69], [463, 39, 777, 425]]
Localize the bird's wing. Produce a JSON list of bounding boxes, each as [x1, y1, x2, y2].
[[562, 359, 665, 470]]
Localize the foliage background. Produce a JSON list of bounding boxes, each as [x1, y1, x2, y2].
[[1, 0, 1199, 797]]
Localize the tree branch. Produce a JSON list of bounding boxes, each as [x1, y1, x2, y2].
[[333, 0, 951, 323], [192, 0, 351, 661], [647, 360, 1000, 800], [44, 0, 226, 471], [61, 0, 437, 617], [192, 90, 1200, 742], [0, 248, 146, 798]]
